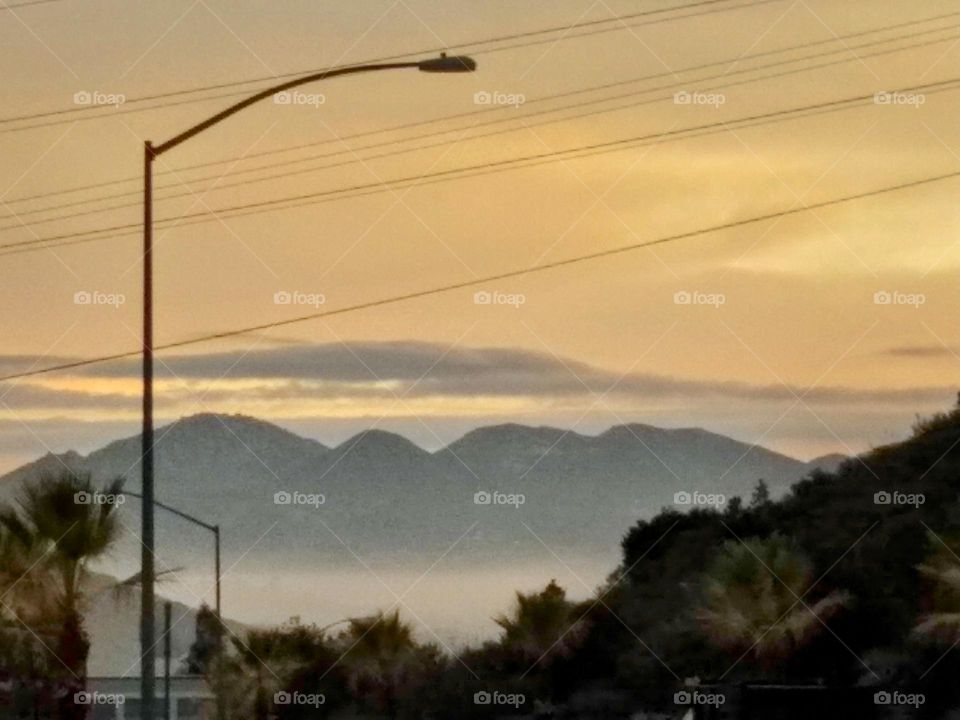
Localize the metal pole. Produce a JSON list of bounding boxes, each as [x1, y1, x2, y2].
[[133, 56, 474, 720], [214, 524, 224, 720], [141, 139, 156, 720], [214, 525, 221, 618], [164, 601, 172, 720]]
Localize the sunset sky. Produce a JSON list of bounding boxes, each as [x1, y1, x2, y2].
[[1, 0, 959, 472]]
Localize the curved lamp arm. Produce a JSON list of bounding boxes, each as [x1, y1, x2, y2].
[[153, 54, 476, 156]]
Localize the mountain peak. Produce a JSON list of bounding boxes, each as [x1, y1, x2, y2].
[[448, 423, 585, 450], [333, 429, 429, 461], [803, 453, 848, 474], [597, 423, 663, 439], [151, 413, 328, 450]]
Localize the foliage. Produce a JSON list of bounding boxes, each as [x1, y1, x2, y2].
[[0, 470, 124, 719], [696, 534, 849, 671], [494, 579, 588, 665], [9, 397, 960, 715]]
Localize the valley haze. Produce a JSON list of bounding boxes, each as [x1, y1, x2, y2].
[[0, 414, 844, 675]]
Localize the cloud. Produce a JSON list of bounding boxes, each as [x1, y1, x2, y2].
[[0, 342, 954, 411], [881, 344, 960, 359]]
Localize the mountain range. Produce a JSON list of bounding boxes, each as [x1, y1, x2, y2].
[[0, 414, 846, 675], [0, 413, 844, 569]]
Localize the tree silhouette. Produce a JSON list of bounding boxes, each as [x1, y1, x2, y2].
[[495, 580, 587, 665], [696, 535, 849, 672], [0, 471, 124, 718]]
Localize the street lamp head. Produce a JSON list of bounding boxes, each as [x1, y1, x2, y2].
[[418, 52, 477, 73]]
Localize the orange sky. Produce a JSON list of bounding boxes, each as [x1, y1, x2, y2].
[[1, 0, 958, 470]]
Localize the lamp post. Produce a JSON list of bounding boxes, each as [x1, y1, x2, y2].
[[122, 489, 221, 617], [139, 53, 476, 720]]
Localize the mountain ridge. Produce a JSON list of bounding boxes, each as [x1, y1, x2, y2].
[[0, 413, 841, 571], [0, 414, 830, 476]]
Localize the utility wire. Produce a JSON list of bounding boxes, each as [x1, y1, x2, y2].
[[0, 101, 886, 258], [4, 6, 957, 210], [3, 76, 958, 256], [3, 22, 957, 231], [1, 166, 958, 383], [0, 0, 785, 132], [0, 0, 66, 10]]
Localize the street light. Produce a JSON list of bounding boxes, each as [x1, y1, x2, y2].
[[139, 53, 476, 720], [122, 489, 221, 617]]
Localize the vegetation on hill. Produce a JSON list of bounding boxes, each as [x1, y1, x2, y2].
[[4, 397, 960, 717]]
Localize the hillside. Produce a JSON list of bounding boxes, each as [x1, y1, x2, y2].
[[0, 414, 828, 572], [595, 398, 960, 713]]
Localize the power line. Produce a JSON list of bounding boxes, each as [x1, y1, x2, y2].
[[5, 82, 958, 256], [3, 21, 957, 231], [4, 7, 960, 205], [3, 76, 958, 256], [0, 0, 785, 132], [1, 165, 958, 383], [0, 102, 873, 257], [4, 7, 957, 211], [0, 0, 67, 10]]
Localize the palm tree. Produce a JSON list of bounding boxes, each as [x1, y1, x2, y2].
[[220, 624, 328, 720], [337, 611, 422, 717], [0, 519, 56, 628], [0, 522, 60, 715], [696, 535, 849, 671], [0, 470, 124, 716], [914, 533, 960, 641], [227, 630, 293, 720], [494, 580, 587, 664]]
